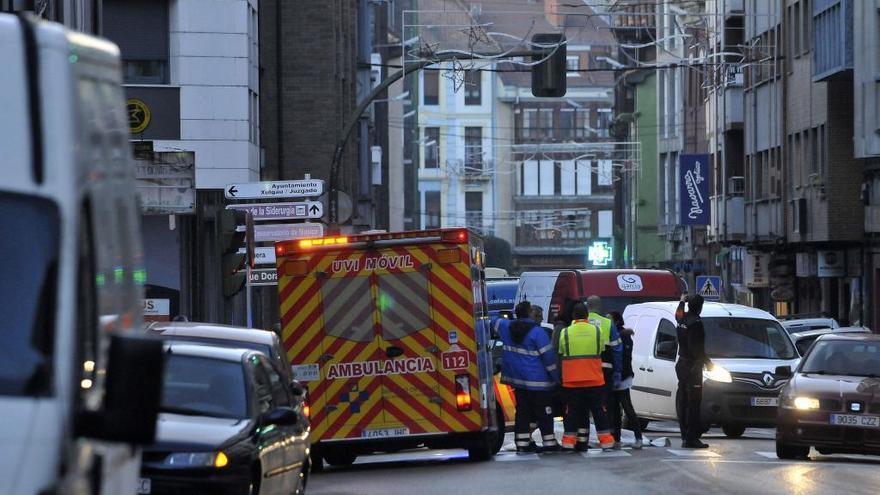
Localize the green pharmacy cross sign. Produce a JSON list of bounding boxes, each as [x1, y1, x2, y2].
[[588, 240, 613, 267]]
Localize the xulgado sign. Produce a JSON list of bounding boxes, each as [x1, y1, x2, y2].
[[679, 154, 710, 225]]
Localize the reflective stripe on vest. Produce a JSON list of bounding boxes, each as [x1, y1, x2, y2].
[[558, 320, 606, 388]]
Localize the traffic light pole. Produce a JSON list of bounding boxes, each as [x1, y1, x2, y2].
[[327, 49, 543, 231]]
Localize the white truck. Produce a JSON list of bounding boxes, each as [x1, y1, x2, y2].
[[0, 13, 163, 495]]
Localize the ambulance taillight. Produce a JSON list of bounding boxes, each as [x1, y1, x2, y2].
[[455, 374, 472, 411]]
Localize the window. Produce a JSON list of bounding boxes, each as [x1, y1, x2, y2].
[[560, 108, 575, 139], [424, 70, 439, 105], [0, 193, 60, 397], [522, 161, 539, 195], [597, 110, 612, 138], [261, 358, 290, 407], [575, 108, 590, 138], [560, 160, 576, 195], [794, 1, 802, 55], [598, 210, 613, 238], [654, 320, 678, 361], [321, 276, 375, 342], [464, 127, 483, 170], [539, 108, 555, 138], [464, 70, 481, 105], [566, 55, 580, 77], [424, 127, 440, 168], [522, 108, 537, 139], [425, 191, 441, 228], [251, 359, 275, 414], [465, 191, 483, 231], [378, 271, 433, 339], [539, 161, 555, 196], [102, 0, 170, 84], [703, 318, 796, 359], [597, 159, 613, 186], [802, 0, 811, 53]]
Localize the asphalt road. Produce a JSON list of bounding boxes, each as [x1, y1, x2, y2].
[[308, 422, 880, 495]]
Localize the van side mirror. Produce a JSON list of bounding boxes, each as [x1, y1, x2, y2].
[[77, 334, 164, 444], [260, 406, 301, 427], [290, 379, 306, 399], [775, 365, 793, 378]]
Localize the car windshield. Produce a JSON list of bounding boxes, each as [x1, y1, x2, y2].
[[795, 335, 821, 355], [0, 193, 59, 397], [800, 340, 880, 376], [162, 354, 248, 419], [704, 318, 797, 360]]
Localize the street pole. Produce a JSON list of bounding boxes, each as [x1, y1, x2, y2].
[[245, 264, 253, 328], [327, 49, 543, 232]]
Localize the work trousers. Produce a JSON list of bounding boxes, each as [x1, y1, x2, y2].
[[513, 388, 557, 448], [562, 386, 614, 449], [675, 360, 704, 442], [611, 388, 643, 442]]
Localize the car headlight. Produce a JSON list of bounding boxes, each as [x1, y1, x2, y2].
[[793, 397, 820, 410], [702, 364, 732, 383], [163, 451, 228, 468]]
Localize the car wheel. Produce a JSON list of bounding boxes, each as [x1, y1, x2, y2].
[[776, 440, 810, 460], [294, 456, 310, 495], [323, 450, 357, 467], [722, 424, 746, 439]]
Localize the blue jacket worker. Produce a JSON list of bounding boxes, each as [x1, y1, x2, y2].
[[500, 301, 561, 453]]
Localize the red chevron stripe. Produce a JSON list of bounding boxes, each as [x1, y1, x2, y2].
[[381, 377, 447, 432]]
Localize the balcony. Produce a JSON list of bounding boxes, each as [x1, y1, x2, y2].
[[720, 86, 743, 129], [812, 0, 853, 81], [708, 194, 746, 242], [610, 1, 656, 42], [514, 226, 590, 255], [745, 199, 785, 242]]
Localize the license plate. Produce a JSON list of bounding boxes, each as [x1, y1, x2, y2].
[[830, 414, 880, 428], [136, 478, 151, 494], [750, 397, 779, 407], [362, 427, 410, 438]]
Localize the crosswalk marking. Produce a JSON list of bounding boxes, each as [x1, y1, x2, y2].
[[494, 452, 540, 461], [582, 449, 631, 458]]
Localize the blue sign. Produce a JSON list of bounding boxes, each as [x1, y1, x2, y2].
[[679, 154, 710, 225], [696, 276, 722, 301]]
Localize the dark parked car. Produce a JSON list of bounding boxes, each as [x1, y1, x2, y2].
[[777, 334, 880, 459], [146, 322, 306, 400], [139, 344, 310, 495]]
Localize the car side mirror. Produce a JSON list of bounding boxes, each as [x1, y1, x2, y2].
[[775, 365, 793, 378], [76, 334, 164, 445], [261, 407, 301, 427]]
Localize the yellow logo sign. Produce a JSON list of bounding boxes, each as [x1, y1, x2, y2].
[[127, 98, 151, 134]]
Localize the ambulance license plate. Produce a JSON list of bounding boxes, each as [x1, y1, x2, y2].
[[750, 397, 778, 407], [136, 478, 151, 494], [830, 414, 880, 428], [362, 427, 410, 438]]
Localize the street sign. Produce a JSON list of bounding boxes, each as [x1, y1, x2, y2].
[[247, 223, 324, 243], [249, 268, 278, 286], [696, 276, 722, 301], [224, 179, 324, 200], [228, 201, 323, 220], [237, 246, 277, 265]]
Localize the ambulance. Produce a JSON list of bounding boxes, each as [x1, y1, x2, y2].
[[274, 228, 503, 468]]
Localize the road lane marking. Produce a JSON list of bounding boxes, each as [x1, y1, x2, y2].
[[581, 449, 631, 458], [667, 449, 721, 457], [494, 452, 539, 461], [755, 451, 778, 459]]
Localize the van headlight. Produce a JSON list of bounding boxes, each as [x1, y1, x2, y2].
[[702, 364, 732, 383]]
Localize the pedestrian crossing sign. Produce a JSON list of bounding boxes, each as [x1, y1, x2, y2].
[[696, 276, 722, 301]]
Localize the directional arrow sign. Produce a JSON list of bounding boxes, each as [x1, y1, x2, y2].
[[228, 201, 324, 220], [224, 179, 324, 200], [240, 223, 324, 243]]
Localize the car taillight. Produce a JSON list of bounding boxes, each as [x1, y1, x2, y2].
[[455, 374, 472, 411]]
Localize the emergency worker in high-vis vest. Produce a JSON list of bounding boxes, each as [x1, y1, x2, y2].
[[558, 303, 616, 451]]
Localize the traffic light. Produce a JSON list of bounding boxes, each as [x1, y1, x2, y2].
[[531, 33, 567, 97], [217, 209, 253, 299]]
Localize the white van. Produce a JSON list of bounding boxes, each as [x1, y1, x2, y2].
[[623, 302, 799, 438], [1, 14, 163, 495]]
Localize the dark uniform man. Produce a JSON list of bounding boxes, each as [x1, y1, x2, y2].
[[675, 293, 712, 449]]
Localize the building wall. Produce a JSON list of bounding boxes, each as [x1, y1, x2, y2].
[[154, 0, 260, 188]]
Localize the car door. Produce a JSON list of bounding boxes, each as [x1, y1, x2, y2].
[[628, 311, 658, 416], [250, 358, 287, 495], [260, 357, 307, 494], [645, 317, 680, 419]]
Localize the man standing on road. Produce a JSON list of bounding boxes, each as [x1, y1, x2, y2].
[[675, 293, 712, 449], [499, 301, 561, 453], [586, 296, 623, 417], [558, 303, 616, 451]]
